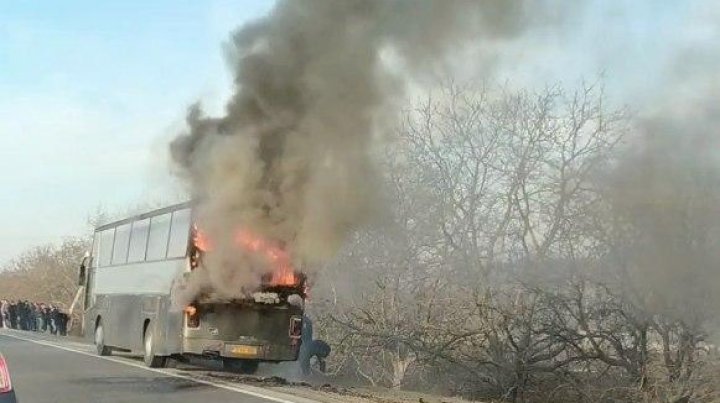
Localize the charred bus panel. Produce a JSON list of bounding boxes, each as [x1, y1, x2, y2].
[[183, 300, 304, 361], [181, 275, 308, 362]]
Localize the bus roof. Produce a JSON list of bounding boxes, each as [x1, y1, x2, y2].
[[95, 201, 194, 232]]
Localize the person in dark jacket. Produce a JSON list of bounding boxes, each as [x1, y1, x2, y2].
[[57, 310, 68, 336], [14, 301, 21, 330], [29, 303, 38, 331], [298, 315, 331, 376], [23, 301, 31, 331], [22, 301, 30, 330], [49, 305, 59, 335], [40, 304, 50, 332], [8, 302, 17, 329], [17, 301, 27, 330]]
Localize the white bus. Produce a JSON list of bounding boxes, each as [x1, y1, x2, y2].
[[77, 202, 306, 372]]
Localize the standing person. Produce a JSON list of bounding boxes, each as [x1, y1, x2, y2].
[[29, 303, 37, 331], [45, 304, 52, 333], [40, 303, 49, 332], [27, 301, 34, 331], [8, 301, 17, 329], [27, 301, 34, 330], [22, 301, 31, 331], [22, 301, 30, 331], [57, 309, 68, 336], [35, 303, 42, 331], [17, 301, 26, 330], [49, 305, 58, 335], [37, 303, 43, 331], [34, 303, 42, 331], [0, 300, 7, 328], [14, 301, 21, 330]]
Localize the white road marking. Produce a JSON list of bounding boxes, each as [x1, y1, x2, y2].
[[0, 330, 318, 403]]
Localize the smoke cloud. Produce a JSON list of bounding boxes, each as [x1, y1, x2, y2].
[[607, 7, 720, 322], [169, 0, 572, 298], [610, 108, 720, 320]]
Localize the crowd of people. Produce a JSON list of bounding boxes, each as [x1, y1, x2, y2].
[[0, 300, 70, 336]]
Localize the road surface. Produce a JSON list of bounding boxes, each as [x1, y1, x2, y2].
[[0, 329, 320, 403]]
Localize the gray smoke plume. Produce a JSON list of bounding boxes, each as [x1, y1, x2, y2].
[[610, 108, 720, 320], [607, 11, 720, 323], [170, 0, 567, 298]]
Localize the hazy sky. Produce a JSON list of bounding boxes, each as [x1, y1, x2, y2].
[[0, 0, 714, 262], [0, 0, 272, 261]]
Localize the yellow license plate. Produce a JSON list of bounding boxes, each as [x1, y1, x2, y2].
[[230, 345, 259, 357]]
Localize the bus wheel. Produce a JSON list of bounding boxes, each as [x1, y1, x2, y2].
[[223, 358, 259, 374], [94, 323, 111, 356], [143, 325, 167, 368]]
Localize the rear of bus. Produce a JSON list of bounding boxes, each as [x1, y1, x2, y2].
[[179, 227, 306, 369]]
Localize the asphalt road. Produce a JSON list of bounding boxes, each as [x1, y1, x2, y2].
[[0, 329, 318, 403]]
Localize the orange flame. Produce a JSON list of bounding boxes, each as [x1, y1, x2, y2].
[[192, 225, 299, 287], [193, 226, 213, 252], [234, 230, 298, 287]]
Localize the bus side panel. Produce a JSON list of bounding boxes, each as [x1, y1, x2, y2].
[[139, 295, 161, 351], [104, 295, 142, 350], [90, 259, 186, 352], [157, 295, 184, 356], [83, 294, 152, 352], [83, 295, 109, 343], [88, 294, 181, 356]]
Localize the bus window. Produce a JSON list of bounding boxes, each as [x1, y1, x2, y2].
[[111, 223, 132, 265], [146, 213, 171, 261], [128, 218, 150, 263], [97, 228, 116, 267], [167, 209, 191, 258]]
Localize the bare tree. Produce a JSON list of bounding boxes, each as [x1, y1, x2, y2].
[[0, 237, 89, 306], [398, 82, 626, 276], [307, 79, 720, 403], [314, 81, 632, 400]]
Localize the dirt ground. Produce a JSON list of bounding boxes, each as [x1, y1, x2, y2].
[[200, 369, 481, 403]]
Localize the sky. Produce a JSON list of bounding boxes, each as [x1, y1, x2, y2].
[[0, 0, 273, 260], [0, 0, 715, 262]]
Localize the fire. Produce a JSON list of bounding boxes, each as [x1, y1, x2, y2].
[[234, 230, 298, 287], [193, 224, 299, 287], [193, 226, 213, 252]]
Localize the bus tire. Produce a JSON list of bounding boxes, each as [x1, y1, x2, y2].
[[143, 325, 167, 368], [95, 322, 111, 356], [223, 358, 259, 374]]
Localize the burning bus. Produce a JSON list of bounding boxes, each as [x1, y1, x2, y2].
[[77, 202, 306, 372]]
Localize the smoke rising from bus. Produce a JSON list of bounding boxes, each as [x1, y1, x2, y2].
[[169, 0, 579, 300]]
